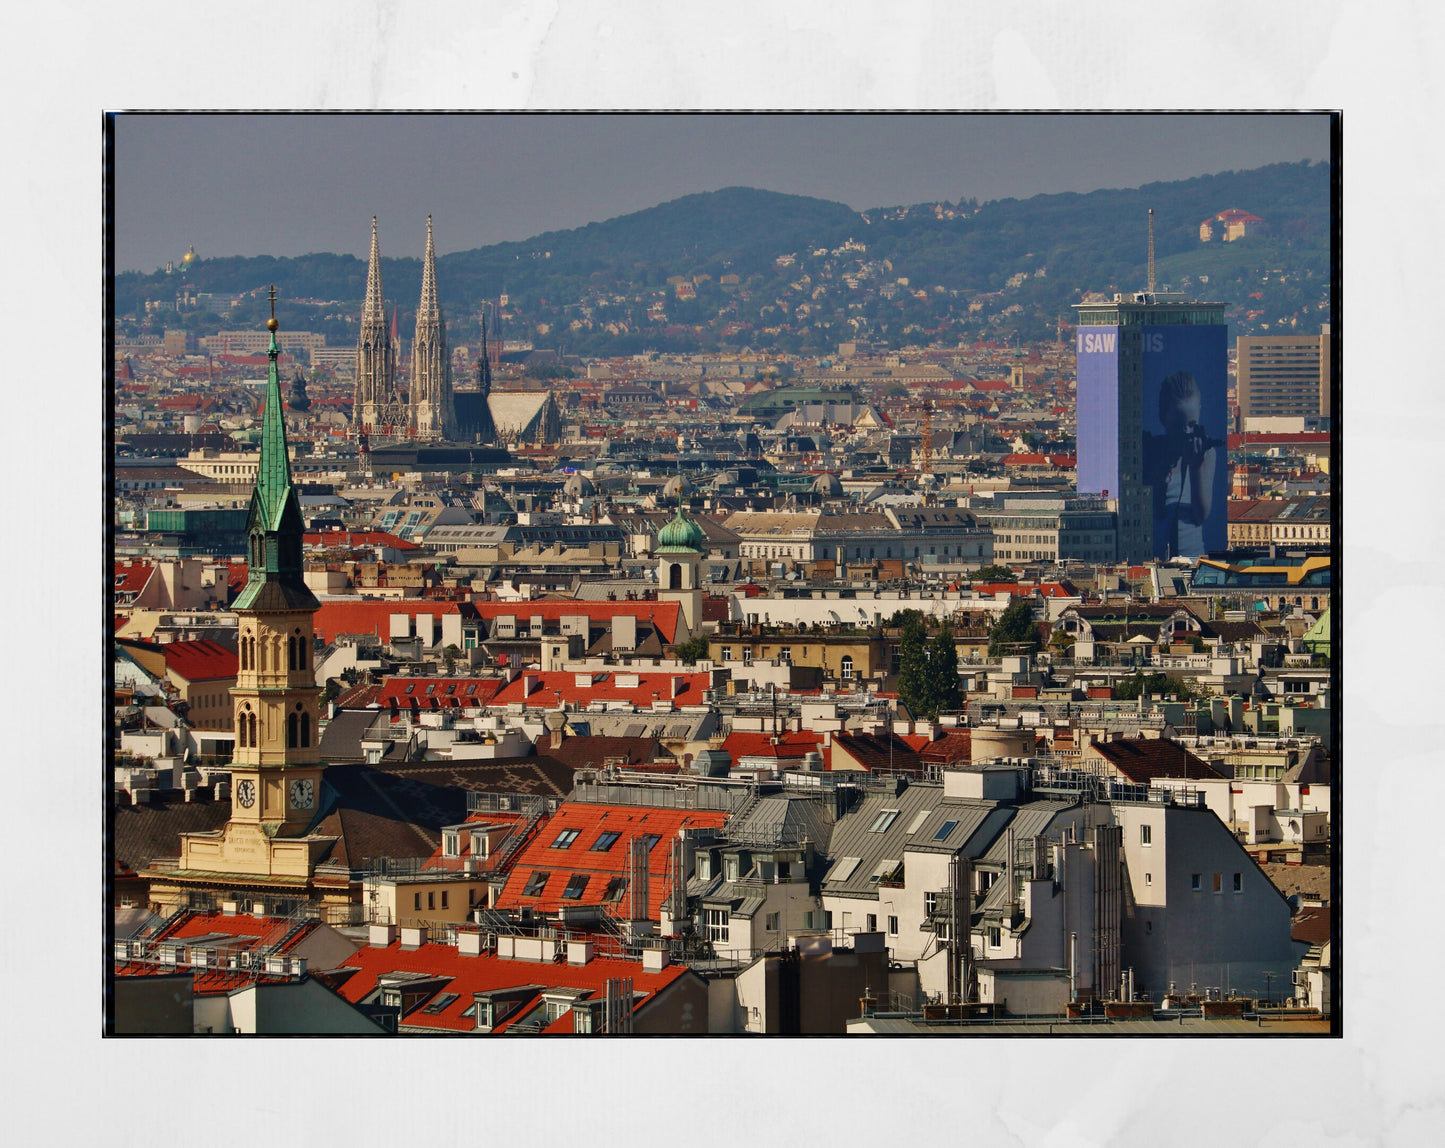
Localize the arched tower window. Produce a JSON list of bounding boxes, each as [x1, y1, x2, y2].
[[248, 712, 258, 746], [300, 712, 311, 747], [287, 711, 299, 748], [667, 563, 682, 590], [238, 706, 250, 747], [288, 635, 299, 671]]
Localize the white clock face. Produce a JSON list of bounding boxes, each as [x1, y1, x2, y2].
[[290, 778, 315, 810], [236, 779, 256, 809]]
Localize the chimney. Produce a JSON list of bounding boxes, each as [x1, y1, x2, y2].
[[671, 675, 685, 699], [523, 673, 539, 696]]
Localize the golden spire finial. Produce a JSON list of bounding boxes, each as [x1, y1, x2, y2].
[[267, 284, 279, 331]]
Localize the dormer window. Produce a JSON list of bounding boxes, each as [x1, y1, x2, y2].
[[442, 831, 461, 859]]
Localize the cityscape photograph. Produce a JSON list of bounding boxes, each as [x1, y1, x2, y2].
[[107, 111, 1337, 1038]]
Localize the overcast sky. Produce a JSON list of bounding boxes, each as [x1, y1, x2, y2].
[[114, 113, 1329, 273]]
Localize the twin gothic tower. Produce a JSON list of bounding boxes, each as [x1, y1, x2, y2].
[[353, 215, 457, 440]]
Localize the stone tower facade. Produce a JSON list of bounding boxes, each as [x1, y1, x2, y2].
[[146, 294, 340, 915], [353, 216, 398, 433], [409, 215, 456, 439]]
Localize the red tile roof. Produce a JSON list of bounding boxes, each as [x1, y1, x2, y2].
[[164, 639, 238, 682], [1089, 737, 1227, 784], [114, 561, 154, 596], [1001, 453, 1076, 468], [157, 909, 319, 953], [378, 677, 505, 709], [496, 802, 729, 920], [335, 939, 694, 1033], [490, 670, 710, 709], [720, 730, 823, 762], [312, 600, 472, 644], [112, 960, 294, 996], [304, 530, 421, 551]]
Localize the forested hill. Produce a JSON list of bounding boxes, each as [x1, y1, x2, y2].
[[116, 162, 1330, 354]]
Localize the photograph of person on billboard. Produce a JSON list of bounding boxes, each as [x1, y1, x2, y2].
[[1144, 369, 1224, 558]]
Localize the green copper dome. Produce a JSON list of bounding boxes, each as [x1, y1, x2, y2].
[[655, 508, 706, 554]]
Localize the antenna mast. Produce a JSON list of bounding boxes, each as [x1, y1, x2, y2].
[[1147, 208, 1156, 294]]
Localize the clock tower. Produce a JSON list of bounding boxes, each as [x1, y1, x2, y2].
[[150, 291, 340, 914], [227, 289, 326, 835]]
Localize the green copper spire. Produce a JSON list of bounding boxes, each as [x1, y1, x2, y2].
[[233, 288, 319, 612], [255, 286, 296, 530], [655, 507, 707, 554]]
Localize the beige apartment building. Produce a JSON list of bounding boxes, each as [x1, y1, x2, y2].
[[1236, 328, 1331, 422]]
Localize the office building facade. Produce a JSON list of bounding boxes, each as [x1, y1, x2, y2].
[[1236, 327, 1331, 424], [1075, 293, 1228, 562]]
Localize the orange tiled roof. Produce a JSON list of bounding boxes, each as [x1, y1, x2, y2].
[[490, 669, 709, 710], [163, 639, 238, 683], [719, 730, 823, 762], [336, 939, 693, 1032], [496, 802, 729, 920], [378, 677, 506, 709]]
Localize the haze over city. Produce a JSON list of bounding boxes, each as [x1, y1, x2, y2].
[[115, 113, 1329, 273]]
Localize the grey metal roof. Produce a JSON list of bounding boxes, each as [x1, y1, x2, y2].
[[726, 793, 834, 851], [821, 782, 942, 898], [904, 803, 1013, 856], [975, 801, 1076, 865]]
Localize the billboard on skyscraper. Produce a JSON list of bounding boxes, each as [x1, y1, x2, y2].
[[1075, 326, 1122, 501], [1141, 325, 1228, 558]]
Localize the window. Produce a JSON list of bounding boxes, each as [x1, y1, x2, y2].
[[1140, 824, 1152, 846], [887, 916, 899, 936], [590, 831, 622, 852], [933, 820, 959, 842], [802, 911, 814, 930], [1145, 873, 1152, 886], [841, 655, 854, 680], [604, 877, 628, 902], [1145, 920, 1153, 935], [988, 927, 1002, 949], [1191, 873, 1202, 891], [721, 647, 732, 662], [869, 809, 900, 833], [638, 834, 663, 852], [414, 893, 421, 910], [778, 647, 792, 662], [521, 871, 549, 897], [427, 892, 435, 910], [440, 891, 448, 909], [866, 914, 877, 932], [924, 892, 938, 916], [442, 831, 460, 858], [704, 908, 729, 943], [870, 859, 900, 884], [550, 828, 580, 849], [1213, 873, 1223, 894], [765, 913, 779, 932], [724, 856, 740, 881], [1233, 872, 1243, 893], [561, 874, 589, 900]]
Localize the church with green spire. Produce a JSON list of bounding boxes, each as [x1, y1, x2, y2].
[[144, 290, 338, 916]]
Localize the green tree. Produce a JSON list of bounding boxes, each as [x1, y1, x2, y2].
[[972, 564, 1018, 584], [1114, 671, 1194, 702], [988, 599, 1041, 658], [674, 635, 710, 665], [896, 612, 929, 717], [922, 621, 963, 719]]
